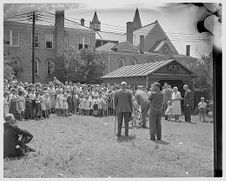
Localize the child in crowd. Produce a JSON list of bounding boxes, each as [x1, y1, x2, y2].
[[55, 90, 60, 115], [35, 91, 42, 120], [73, 93, 79, 114], [17, 90, 25, 121], [93, 95, 98, 117], [62, 92, 69, 117], [102, 96, 108, 117], [29, 88, 36, 119], [4, 91, 10, 117], [44, 91, 51, 118], [97, 95, 103, 117], [9, 89, 18, 120], [84, 95, 91, 116], [24, 89, 32, 120], [198, 97, 207, 122], [79, 95, 85, 115], [165, 101, 173, 121], [40, 91, 48, 118]]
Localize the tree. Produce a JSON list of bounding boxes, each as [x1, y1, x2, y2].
[[173, 53, 213, 100], [4, 56, 23, 81], [51, 47, 106, 83]]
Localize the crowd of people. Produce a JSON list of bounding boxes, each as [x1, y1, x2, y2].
[[4, 77, 208, 157]]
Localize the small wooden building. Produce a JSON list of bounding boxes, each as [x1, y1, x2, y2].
[[100, 59, 197, 107]]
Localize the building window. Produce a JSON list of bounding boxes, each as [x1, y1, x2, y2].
[[35, 33, 39, 47], [130, 59, 137, 65], [47, 61, 51, 76], [34, 59, 38, 76], [119, 59, 125, 68], [79, 44, 83, 50], [4, 30, 19, 46], [45, 34, 53, 48], [4, 31, 10, 45], [79, 44, 88, 49]]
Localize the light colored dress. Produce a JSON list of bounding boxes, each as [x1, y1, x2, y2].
[[48, 87, 56, 109], [17, 95, 25, 114], [165, 105, 173, 115], [40, 95, 46, 111], [172, 91, 182, 115], [4, 97, 9, 116], [62, 96, 68, 110]]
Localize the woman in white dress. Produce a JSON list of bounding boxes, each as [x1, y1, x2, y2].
[[172, 87, 182, 122]]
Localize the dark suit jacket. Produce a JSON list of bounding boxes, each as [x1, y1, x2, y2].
[[114, 89, 133, 114], [4, 122, 32, 157], [184, 89, 192, 106]]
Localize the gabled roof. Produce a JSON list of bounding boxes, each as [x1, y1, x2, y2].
[[101, 59, 196, 79], [133, 21, 158, 46], [95, 31, 126, 42], [111, 41, 139, 53], [96, 42, 116, 51]]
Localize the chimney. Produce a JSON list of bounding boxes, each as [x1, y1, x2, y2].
[[126, 22, 133, 44], [186, 45, 190, 56], [140, 35, 144, 54], [55, 10, 65, 58], [80, 18, 85, 26]]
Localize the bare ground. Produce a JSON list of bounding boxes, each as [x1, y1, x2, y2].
[[4, 114, 213, 178]]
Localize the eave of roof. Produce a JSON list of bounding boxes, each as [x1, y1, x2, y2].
[[101, 59, 197, 79]]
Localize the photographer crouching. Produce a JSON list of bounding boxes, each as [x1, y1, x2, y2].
[[4, 114, 35, 158]]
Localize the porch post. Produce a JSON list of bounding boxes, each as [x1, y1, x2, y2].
[[146, 76, 149, 88]]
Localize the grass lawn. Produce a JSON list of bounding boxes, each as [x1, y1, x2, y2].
[[4, 114, 214, 178]]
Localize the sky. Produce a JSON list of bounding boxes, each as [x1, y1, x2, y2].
[[3, 1, 221, 58]]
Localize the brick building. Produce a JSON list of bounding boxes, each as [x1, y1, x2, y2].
[[4, 10, 95, 83], [94, 8, 179, 75]]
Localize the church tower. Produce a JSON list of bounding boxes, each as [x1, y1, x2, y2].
[[132, 8, 142, 31], [90, 11, 101, 31]]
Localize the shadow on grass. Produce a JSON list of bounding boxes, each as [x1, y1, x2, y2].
[[117, 135, 136, 142]]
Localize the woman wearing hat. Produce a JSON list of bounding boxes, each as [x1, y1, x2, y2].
[[171, 87, 182, 122]]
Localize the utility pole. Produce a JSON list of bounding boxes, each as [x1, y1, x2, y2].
[[32, 11, 35, 84]]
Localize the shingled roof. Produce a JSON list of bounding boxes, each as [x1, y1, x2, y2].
[[101, 59, 196, 79]]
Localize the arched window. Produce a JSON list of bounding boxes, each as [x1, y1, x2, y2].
[[118, 59, 125, 68], [45, 58, 55, 77], [34, 59, 38, 77]]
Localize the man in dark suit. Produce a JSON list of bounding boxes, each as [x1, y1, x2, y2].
[[114, 82, 133, 137], [183, 84, 193, 122], [149, 82, 164, 141], [135, 85, 149, 128], [4, 114, 35, 157]]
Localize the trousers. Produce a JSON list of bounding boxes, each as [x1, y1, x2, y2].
[[149, 113, 162, 140], [184, 106, 191, 122], [141, 105, 149, 127], [117, 112, 131, 136]]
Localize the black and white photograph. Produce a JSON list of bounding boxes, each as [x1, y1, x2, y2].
[[2, 0, 222, 178]]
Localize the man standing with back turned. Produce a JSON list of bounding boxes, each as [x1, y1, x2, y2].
[[114, 82, 133, 137], [149, 82, 164, 141]]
